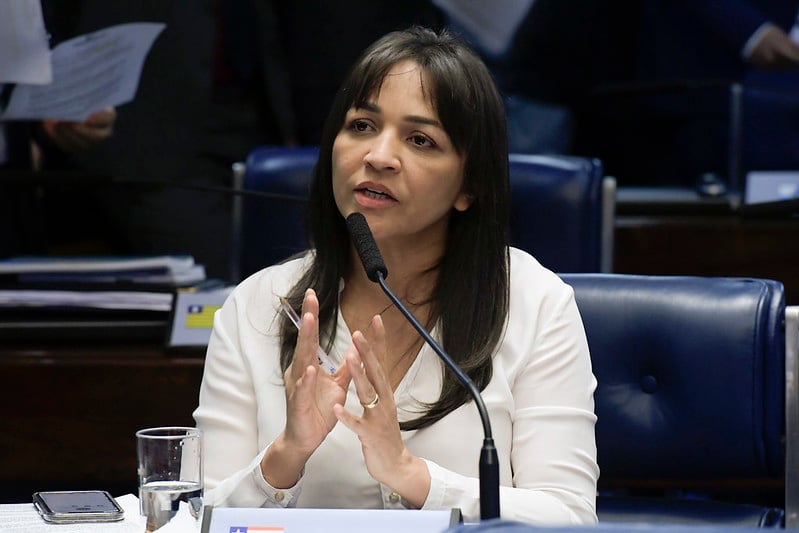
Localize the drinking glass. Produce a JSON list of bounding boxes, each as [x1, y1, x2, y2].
[[136, 426, 203, 533]]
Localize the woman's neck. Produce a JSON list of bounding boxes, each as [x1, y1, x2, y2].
[[341, 245, 441, 390], [345, 241, 441, 306]]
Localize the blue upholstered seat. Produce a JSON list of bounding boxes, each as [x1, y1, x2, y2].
[[558, 273, 796, 528], [508, 154, 614, 273], [232, 147, 614, 280], [232, 146, 318, 279]]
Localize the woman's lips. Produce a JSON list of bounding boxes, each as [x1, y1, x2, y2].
[[357, 187, 395, 200], [354, 185, 397, 207]]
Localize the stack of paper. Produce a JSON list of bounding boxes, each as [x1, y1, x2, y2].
[[0, 255, 206, 287], [0, 256, 209, 340], [0, 288, 174, 312]]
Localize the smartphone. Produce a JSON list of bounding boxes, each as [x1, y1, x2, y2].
[[32, 490, 124, 523]]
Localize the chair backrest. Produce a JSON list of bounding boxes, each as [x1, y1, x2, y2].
[[234, 146, 318, 280], [233, 147, 615, 280], [509, 154, 614, 273], [559, 273, 792, 527]]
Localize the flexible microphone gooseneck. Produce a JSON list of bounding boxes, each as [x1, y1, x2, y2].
[[0, 172, 309, 203], [345, 212, 500, 520]]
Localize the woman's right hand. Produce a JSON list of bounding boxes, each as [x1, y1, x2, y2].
[[284, 288, 352, 452], [261, 289, 352, 488]]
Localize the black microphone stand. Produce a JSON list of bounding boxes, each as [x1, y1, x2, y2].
[[373, 270, 501, 520], [345, 212, 500, 519]]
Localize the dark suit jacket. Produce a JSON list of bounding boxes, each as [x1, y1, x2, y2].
[[573, 0, 799, 186], [497, 0, 638, 107], [637, 0, 798, 82]]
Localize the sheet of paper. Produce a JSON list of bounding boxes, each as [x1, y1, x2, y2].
[[1, 22, 165, 121], [433, 0, 535, 57], [155, 499, 205, 533], [0, 0, 52, 84], [0, 494, 143, 533]]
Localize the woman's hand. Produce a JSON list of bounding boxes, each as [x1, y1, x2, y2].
[[284, 289, 352, 451], [333, 315, 431, 508], [262, 289, 352, 488]]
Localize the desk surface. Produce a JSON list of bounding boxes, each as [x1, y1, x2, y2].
[[0, 494, 144, 532], [614, 212, 799, 304]]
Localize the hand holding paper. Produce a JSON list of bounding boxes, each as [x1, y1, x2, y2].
[[1, 22, 165, 122], [42, 107, 117, 152]]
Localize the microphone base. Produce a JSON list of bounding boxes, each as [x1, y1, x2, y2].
[[479, 438, 501, 520]]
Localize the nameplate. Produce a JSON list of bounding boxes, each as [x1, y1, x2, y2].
[[201, 506, 461, 533]]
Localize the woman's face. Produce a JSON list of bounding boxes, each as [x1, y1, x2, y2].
[[332, 60, 470, 253]]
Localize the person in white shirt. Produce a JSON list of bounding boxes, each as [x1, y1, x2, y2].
[[193, 26, 598, 524]]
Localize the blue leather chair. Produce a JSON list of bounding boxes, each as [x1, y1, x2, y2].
[[232, 147, 614, 281], [231, 146, 318, 280], [508, 154, 614, 273], [557, 273, 798, 528]]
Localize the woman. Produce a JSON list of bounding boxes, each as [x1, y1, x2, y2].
[[194, 26, 598, 524]]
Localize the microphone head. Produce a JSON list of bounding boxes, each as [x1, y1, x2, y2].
[[345, 213, 388, 283]]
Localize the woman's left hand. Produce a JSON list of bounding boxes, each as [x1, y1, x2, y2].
[[333, 315, 431, 508]]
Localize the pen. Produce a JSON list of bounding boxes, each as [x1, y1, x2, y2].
[[279, 297, 338, 374]]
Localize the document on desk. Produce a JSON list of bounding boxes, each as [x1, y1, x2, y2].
[[0, 255, 196, 274], [0, 22, 166, 121], [0, 494, 143, 532], [0, 289, 174, 311], [0, 255, 205, 286], [0, 0, 52, 84]]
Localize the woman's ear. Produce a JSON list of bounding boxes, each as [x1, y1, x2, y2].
[[453, 192, 474, 212]]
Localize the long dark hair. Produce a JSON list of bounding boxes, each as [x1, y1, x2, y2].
[[279, 26, 510, 431]]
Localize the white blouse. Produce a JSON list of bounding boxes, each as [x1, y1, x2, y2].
[[193, 247, 598, 524]]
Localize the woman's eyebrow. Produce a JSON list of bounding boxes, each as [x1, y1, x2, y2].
[[355, 102, 442, 128], [356, 102, 381, 113], [404, 114, 441, 127]]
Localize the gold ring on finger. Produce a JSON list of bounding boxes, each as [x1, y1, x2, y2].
[[361, 394, 380, 409]]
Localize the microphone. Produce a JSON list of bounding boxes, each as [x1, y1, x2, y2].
[[345, 212, 500, 520]]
